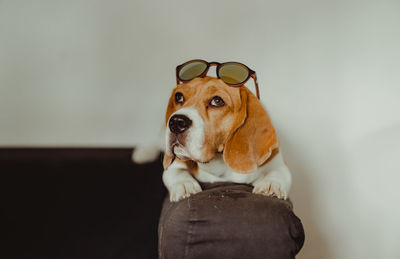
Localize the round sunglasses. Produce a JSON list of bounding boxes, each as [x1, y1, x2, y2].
[[176, 59, 260, 99]]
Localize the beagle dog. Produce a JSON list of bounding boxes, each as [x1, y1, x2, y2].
[[133, 76, 291, 202]]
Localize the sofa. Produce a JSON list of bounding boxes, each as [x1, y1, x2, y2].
[[2, 148, 304, 258]]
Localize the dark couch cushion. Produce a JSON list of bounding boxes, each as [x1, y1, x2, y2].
[[2, 148, 166, 259], [158, 182, 304, 259]]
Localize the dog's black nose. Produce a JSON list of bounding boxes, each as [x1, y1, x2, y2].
[[169, 115, 192, 134]]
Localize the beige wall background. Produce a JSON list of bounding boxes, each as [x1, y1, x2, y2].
[[1, 0, 399, 258]]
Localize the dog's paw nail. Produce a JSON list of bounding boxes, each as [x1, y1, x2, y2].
[[253, 180, 288, 200], [169, 181, 202, 202]]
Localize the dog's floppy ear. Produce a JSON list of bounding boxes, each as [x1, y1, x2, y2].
[[223, 87, 278, 173]]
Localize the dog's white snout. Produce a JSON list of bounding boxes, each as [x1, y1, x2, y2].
[[166, 107, 205, 161]]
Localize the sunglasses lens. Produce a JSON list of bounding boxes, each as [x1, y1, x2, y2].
[[219, 63, 249, 85], [178, 61, 208, 81]]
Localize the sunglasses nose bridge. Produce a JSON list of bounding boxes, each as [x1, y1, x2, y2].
[[202, 62, 219, 79], [208, 62, 219, 70]]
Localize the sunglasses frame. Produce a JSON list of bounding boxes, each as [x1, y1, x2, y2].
[[176, 59, 260, 99]]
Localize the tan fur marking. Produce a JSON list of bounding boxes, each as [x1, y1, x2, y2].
[[184, 160, 199, 176]]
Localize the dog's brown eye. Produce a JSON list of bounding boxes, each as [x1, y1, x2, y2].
[[175, 92, 184, 104], [209, 96, 225, 107]]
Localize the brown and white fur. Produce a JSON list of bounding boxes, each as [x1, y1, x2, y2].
[[133, 77, 291, 202]]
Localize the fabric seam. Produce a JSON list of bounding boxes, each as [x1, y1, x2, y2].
[[183, 197, 195, 258]]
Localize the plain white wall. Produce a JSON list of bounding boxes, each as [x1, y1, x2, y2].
[[1, 0, 399, 258]]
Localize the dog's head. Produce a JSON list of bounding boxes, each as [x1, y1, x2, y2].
[[164, 76, 278, 173]]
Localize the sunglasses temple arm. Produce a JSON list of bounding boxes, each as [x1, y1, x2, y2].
[[252, 72, 260, 99], [175, 66, 181, 85]]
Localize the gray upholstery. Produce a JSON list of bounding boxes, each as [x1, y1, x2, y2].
[[158, 182, 305, 259]]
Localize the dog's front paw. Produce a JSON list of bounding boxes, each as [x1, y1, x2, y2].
[[252, 178, 289, 200], [169, 180, 202, 202]]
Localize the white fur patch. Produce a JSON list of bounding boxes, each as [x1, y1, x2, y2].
[[166, 106, 205, 161], [196, 152, 292, 199]]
